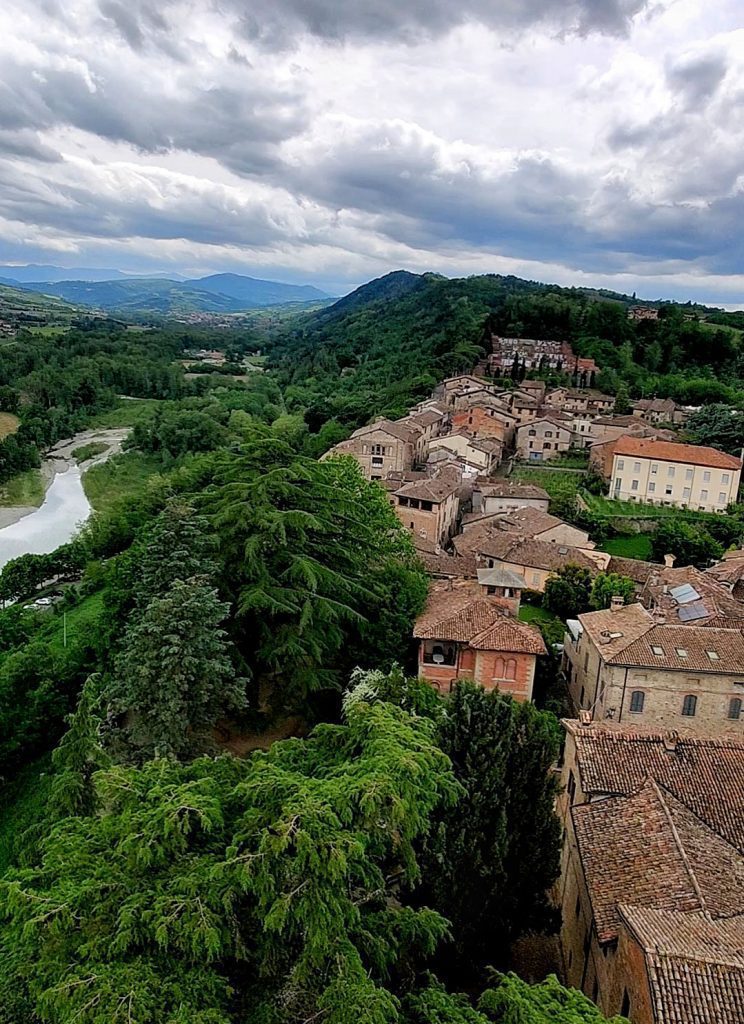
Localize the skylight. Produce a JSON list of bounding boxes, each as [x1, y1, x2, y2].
[[706, 650, 720, 661], [676, 648, 688, 658], [651, 645, 664, 656]]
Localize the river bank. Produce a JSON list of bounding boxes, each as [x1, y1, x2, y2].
[[0, 428, 129, 531]]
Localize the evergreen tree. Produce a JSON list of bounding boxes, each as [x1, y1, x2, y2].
[[49, 674, 110, 818], [0, 697, 458, 1024], [109, 579, 247, 760], [414, 683, 562, 982], [612, 382, 632, 415]]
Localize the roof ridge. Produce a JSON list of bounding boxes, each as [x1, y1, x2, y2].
[[649, 778, 709, 917]]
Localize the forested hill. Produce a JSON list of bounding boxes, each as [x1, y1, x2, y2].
[[270, 270, 744, 429]]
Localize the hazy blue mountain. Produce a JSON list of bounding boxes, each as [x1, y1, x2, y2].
[[188, 273, 331, 304], [0, 264, 185, 284]]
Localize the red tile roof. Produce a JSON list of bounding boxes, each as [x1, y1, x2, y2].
[[413, 582, 545, 654], [613, 435, 742, 470], [564, 721, 744, 852]]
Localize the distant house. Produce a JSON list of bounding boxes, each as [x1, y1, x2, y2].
[[544, 388, 615, 417], [490, 506, 594, 549], [632, 398, 686, 426], [627, 305, 659, 321], [391, 472, 460, 548], [450, 406, 516, 446], [413, 580, 546, 699], [609, 436, 742, 512], [471, 480, 550, 515], [516, 416, 576, 461], [707, 548, 744, 601], [454, 528, 608, 592], [488, 336, 599, 379], [440, 374, 496, 408], [324, 418, 419, 480], [428, 433, 501, 475]]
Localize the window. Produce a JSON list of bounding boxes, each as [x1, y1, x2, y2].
[[617, 459, 625, 470], [621, 993, 630, 1018], [494, 657, 517, 681], [629, 690, 645, 713], [648, 482, 656, 493], [719, 492, 727, 505], [567, 770, 576, 802], [631, 479, 639, 491], [728, 697, 742, 721], [371, 444, 386, 456], [706, 650, 720, 661], [575, 895, 581, 918], [614, 477, 622, 490], [545, 430, 553, 438], [676, 647, 688, 658], [651, 645, 664, 656], [703, 470, 711, 483], [528, 429, 536, 436], [665, 486, 673, 496], [371, 456, 383, 467], [683, 487, 691, 500], [422, 641, 457, 666], [682, 694, 697, 717], [651, 463, 658, 474], [685, 468, 694, 480], [701, 489, 709, 501], [668, 466, 675, 477], [723, 473, 730, 485], [633, 461, 641, 473], [532, 572, 540, 585]]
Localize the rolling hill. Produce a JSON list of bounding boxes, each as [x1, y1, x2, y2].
[[0, 273, 333, 314]]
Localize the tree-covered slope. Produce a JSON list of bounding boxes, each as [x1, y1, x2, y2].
[[270, 270, 744, 429]]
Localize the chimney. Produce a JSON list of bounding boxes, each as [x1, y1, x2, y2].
[[579, 709, 593, 727], [652, 609, 667, 625], [664, 553, 676, 569], [610, 594, 624, 611], [663, 731, 679, 753]]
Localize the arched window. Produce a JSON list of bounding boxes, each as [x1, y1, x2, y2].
[[494, 657, 506, 679], [629, 690, 645, 713], [682, 694, 697, 717], [728, 697, 742, 721], [505, 658, 517, 680]]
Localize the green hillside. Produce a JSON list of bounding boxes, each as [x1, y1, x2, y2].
[[269, 270, 744, 429]]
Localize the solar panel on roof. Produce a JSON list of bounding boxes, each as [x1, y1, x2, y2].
[[678, 601, 710, 622], [670, 583, 701, 604]]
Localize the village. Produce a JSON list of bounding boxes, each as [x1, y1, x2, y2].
[[324, 334, 744, 1024]]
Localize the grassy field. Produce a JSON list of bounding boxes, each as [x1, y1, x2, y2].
[[599, 534, 654, 560], [72, 441, 109, 463], [0, 411, 20, 439], [0, 468, 45, 508], [0, 755, 52, 873], [519, 603, 562, 627], [38, 591, 107, 655], [581, 492, 680, 518], [88, 398, 163, 429], [83, 450, 163, 511], [511, 466, 583, 503]]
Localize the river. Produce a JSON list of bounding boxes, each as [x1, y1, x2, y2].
[[0, 428, 128, 571], [0, 466, 91, 570]]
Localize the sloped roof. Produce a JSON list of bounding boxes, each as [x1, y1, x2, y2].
[[613, 435, 742, 470], [572, 780, 704, 943], [564, 721, 744, 851], [395, 477, 459, 502], [413, 582, 545, 654], [641, 564, 744, 626], [619, 907, 744, 1024], [475, 481, 549, 501], [607, 555, 657, 585], [457, 529, 597, 572], [351, 417, 420, 443], [497, 507, 578, 538], [477, 567, 528, 589], [419, 551, 478, 579]]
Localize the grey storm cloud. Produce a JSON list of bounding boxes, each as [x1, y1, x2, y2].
[[92, 0, 653, 52], [666, 52, 729, 108]]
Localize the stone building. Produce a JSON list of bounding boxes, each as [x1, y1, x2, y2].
[[325, 418, 419, 479], [428, 433, 501, 475], [557, 718, 744, 1023], [563, 602, 744, 733], [609, 436, 742, 512], [391, 473, 460, 548], [516, 416, 576, 461], [413, 580, 545, 699], [471, 480, 550, 515], [450, 406, 515, 447]]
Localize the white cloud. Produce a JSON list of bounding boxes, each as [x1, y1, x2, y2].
[[0, 0, 742, 303]]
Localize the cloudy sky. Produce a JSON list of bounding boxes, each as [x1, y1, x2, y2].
[[0, 0, 742, 302]]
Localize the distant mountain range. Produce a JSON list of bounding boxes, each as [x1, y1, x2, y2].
[[0, 267, 334, 314]]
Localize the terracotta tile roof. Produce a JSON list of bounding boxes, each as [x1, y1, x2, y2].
[[613, 435, 742, 470], [395, 477, 459, 502], [564, 721, 744, 851], [619, 907, 744, 1024], [476, 567, 527, 589], [497, 507, 574, 537], [578, 603, 744, 671], [475, 481, 549, 501], [518, 415, 575, 432], [606, 555, 657, 585], [707, 551, 744, 586], [572, 780, 704, 943], [634, 398, 677, 413], [351, 417, 420, 444], [640, 564, 744, 626], [419, 552, 478, 579], [466, 531, 598, 572], [413, 582, 545, 654], [407, 409, 445, 427], [593, 414, 643, 427]]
